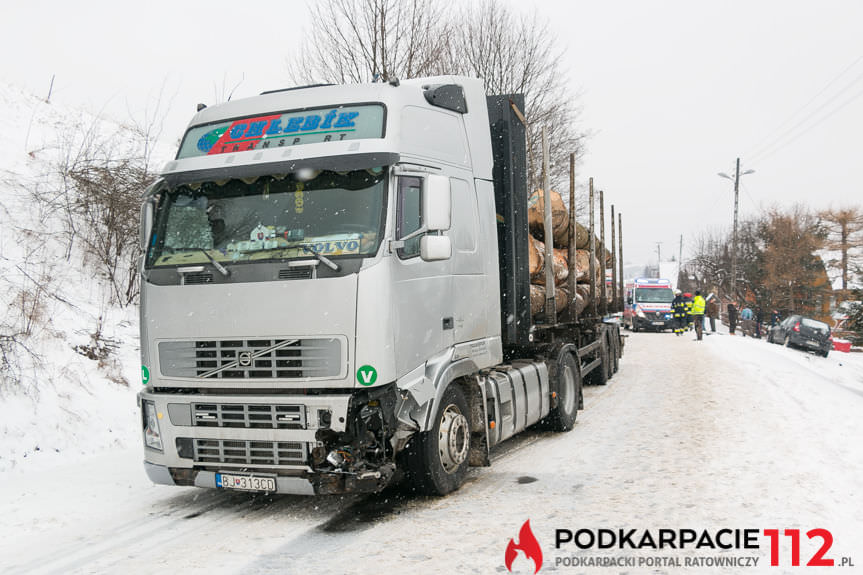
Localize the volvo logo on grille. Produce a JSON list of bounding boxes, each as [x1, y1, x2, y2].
[[238, 351, 253, 367]]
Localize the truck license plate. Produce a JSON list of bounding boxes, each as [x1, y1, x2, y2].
[[215, 473, 276, 492]]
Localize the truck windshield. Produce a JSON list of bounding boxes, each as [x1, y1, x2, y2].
[[146, 168, 387, 268], [635, 288, 674, 303]]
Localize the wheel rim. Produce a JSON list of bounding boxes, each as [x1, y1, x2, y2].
[[438, 403, 469, 474], [561, 365, 576, 413]]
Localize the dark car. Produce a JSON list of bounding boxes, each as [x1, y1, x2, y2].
[[767, 315, 832, 357]]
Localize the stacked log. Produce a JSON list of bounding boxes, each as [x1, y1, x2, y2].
[[530, 285, 573, 315], [528, 189, 569, 247], [528, 236, 568, 286], [527, 188, 605, 319]]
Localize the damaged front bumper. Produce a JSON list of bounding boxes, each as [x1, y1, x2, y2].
[[138, 383, 416, 495]]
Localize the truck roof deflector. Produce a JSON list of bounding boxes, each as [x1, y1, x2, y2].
[[423, 84, 468, 113]]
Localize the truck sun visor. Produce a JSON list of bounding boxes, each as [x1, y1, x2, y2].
[[161, 152, 400, 187]]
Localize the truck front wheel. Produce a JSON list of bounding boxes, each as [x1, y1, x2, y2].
[[404, 385, 470, 495]]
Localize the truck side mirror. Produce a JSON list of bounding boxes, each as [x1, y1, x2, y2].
[[423, 174, 451, 232], [140, 200, 154, 251], [420, 235, 451, 261]]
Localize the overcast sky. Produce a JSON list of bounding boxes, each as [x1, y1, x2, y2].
[[4, 0, 862, 269]]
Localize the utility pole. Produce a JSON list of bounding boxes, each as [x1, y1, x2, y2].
[[731, 157, 740, 299], [655, 242, 662, 278], [718, 158, 753, 299]]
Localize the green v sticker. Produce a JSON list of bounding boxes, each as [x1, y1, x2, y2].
[[357, 365, 377, 386]]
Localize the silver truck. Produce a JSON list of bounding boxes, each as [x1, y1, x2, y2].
[[138, 76, 623, 496]]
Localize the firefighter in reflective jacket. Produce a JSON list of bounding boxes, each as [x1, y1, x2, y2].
[[683, 293, 694, 331], [691, 290, 707, 341], [672, 289, 687, 336]]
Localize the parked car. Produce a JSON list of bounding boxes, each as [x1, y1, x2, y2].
[[767, 315, 832, 357]]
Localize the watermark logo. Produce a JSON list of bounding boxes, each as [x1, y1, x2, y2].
[[505, 520, 543, 573]]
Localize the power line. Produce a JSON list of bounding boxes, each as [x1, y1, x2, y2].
[[748, 69, 863, 164], [750, 85, 863, 167], [739, 181, 758, 211], [744, 54, 863, 160]]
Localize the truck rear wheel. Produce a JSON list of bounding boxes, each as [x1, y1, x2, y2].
[[586, 337, 609, 386], [404, 384, 470, 495], [547, 352, 580, 431], [596, 340, 609, 385]]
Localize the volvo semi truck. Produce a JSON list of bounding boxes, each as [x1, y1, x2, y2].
[[138, 76, 623, 496]]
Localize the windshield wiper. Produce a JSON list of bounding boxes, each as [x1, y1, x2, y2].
[[302, 245, 341, 272], [198, 249, 231, 277]]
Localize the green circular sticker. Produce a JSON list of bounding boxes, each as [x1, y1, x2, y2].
[[356, 365, 378, 386], [142, 365, 150, 385]]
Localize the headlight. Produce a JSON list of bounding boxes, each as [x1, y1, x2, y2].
[[143, 400, 163, 451], [635, 308, 646, 318]]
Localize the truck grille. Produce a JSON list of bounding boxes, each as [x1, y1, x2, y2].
[[158, 338, 342, 379], [193, 439, 307, 466], [193, 403, 305, 429]]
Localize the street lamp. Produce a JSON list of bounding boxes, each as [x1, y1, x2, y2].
[[717, 158, 755, 299]]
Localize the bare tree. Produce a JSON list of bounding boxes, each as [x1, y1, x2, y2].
[[32, 114, 160, 307], [688, 206, 829, 317], [439, 0, 585, 192], [819, 205, 863, 294], [288, 0, 449, 84], [287, 0, 586, 194]]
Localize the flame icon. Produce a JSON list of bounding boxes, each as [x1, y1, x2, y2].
[[505, 520, 543, 573]]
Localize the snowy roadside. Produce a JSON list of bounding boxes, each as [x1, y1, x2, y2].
[[3, 331, 857, 574], [0, 83, 161, 476], [0, 310, 142, 476]]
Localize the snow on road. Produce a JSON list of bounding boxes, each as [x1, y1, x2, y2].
[[1, 331, 861, 574]]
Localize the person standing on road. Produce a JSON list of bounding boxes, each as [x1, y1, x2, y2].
[[755, 307, 764, 339], [770, 309, 781, 327], [672, 289, 686, 336], [691, 290, 706, 341], [683, 293, 694, 331], [740, 305, 753, 337], [727, 302, 738, 335], [706, 294, 718, 333]]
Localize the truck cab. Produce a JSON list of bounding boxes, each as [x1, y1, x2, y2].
[[137, 76, 619, 496]]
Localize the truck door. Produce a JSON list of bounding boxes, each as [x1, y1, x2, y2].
[[391, 174, 454, 376], [449, 178, 487, 343]]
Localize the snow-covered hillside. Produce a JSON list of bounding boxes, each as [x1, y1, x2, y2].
[[0, 84, 170, 474]]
